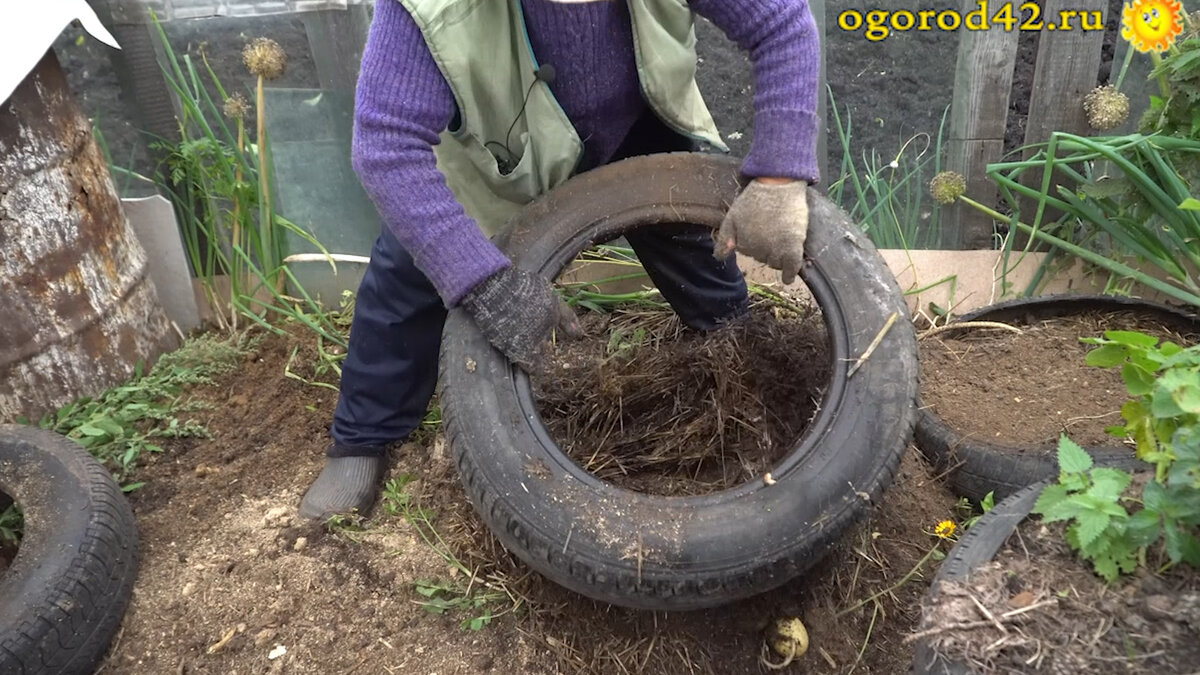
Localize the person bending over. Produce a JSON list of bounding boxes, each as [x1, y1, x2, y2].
[[298, 0, 821, 520]]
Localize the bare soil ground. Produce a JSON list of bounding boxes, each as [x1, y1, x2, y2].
[[96, 307, 961, 675], [919, 500, 1200, 674], [920, 310, 1200, 450]]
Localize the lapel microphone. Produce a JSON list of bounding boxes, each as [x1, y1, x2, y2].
[[488, 64, 557, 174]]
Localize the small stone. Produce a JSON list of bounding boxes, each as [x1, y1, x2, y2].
[[1144, 594, 1174, 619], [292, 537, 308, 552], [181, 582, 196, 597], [254, 629, 276, 647], [1008, 590, 1035, 608], [1120, 612, 1148, 632], [268, 644, 287, 660], [263, 506, 293, 529]]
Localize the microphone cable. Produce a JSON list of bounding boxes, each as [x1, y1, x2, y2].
[[486, 64, 556, 174]]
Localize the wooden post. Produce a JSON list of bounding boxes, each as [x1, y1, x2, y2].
[[944, 0, 1021, 249], [810, 0, 829, 184], [1017, 0, 1108, 228], [1022, 0, 1108, 146], [92, 0, 181, 145], [302, 5, 373, 94]]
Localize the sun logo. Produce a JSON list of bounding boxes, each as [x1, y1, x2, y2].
[[1121, 0, 1184, 53]]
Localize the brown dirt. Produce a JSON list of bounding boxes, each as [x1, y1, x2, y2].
[[921, 310, 1200, 452], [918, 500, 1200, 674], [88, 311, 964, 674], [532, 299, 830, 495]]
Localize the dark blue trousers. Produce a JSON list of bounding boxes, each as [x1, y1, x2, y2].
[[329, 114, 749, 454]]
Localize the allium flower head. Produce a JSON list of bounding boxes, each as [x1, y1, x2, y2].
[[222, 93, 249, 120], [929, 171, 966, 205], [242, 37, 286, 80], [1083, 84, 1130, 131]]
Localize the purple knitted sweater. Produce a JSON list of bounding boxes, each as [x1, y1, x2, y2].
[[352, 0, 820, 307]]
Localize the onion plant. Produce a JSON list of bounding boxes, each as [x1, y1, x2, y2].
[[131, 11, 345, 346], [826, 86, 950, 250], [936, 28, 1200, 308]]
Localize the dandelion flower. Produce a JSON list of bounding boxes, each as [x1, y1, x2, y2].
[[242, 37, 286, 80], [222, 93, 249, 120], [934, 520, 956, 539], [929, 171, 965, 205], [1083, 84, 1129, 131]]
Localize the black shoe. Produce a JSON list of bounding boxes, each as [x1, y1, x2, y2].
[[298, 455, 388, 521]]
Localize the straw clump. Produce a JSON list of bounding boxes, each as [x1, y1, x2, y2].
[[532, 298, 829, 495]]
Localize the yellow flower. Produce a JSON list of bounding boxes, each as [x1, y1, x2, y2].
[[934, 520, 956, 539]]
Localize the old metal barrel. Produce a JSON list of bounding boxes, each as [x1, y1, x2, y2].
[[0, 49, 176, 424]]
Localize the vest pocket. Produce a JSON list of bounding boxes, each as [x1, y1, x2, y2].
[[453, 130, 544, 206]]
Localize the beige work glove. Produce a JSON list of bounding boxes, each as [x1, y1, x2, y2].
[[713, 180, 809, 285]]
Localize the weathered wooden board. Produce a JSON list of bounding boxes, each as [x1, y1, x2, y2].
[[944, 0, 1021, 249]]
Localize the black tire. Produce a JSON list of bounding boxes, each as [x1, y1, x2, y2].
[[439, 152, 919, 610], [0, 425, 139, 674], [911, 481, 1046, 675], [915, 294, 1200, 503]]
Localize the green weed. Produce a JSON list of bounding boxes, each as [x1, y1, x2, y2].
[[324, 513, 368, 542], [1032, 330, 1200, 582], [0, 503, 20, 544], [954, 490, 996, 531], [33, 332, 255, 486], [413, 579, 506, 631], [605, 325, 648, 360], [0, 332, 255, 548], [380, 475, 515, 630]]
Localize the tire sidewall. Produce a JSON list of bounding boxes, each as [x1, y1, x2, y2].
[[0, 424, 139, 674], [0, 426, 98, 629]]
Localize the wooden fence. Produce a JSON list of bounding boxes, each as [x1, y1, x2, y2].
[[943, 0, 1112, 249]]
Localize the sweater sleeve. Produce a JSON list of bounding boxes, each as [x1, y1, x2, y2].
[[688, 0, 822, 184], [351, 0, 510, 307]]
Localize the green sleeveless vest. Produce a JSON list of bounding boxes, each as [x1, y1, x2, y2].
[[395, 0, 728, 236]]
